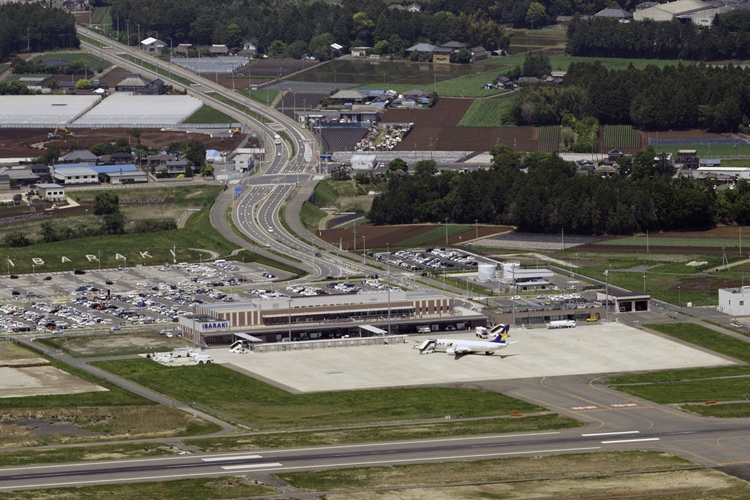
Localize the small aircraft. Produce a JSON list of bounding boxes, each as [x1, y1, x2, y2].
[[416, 324, 514, 359]]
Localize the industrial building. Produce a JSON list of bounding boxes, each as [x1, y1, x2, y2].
[[501, 262, 555, 290], [178, 290, 487, 345], [718, 286, 750, 316]]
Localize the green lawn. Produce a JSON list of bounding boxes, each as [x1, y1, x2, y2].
[[300, 200, 326, 232], [92, 359, 545, 430], [655, 143, 750, 159], [457, 98, 511, 127], [360, 68, 507, 98], [607, 323, 750, 408], [182, 105, 235, 124], [599, 236, 741, 248], [39, 51, 111, 72], [236, 88, 279, 107]]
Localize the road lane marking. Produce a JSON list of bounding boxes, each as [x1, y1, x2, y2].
[[582, 431, 640, 437], [601, 438, 660, 444], [221, 462, 283, 470], [201, 455, 262, 462]]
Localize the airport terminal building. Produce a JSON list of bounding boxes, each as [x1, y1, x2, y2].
[[179, 290, 487, 344]]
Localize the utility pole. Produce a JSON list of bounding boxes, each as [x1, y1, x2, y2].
[[445, 218, 449, 246]]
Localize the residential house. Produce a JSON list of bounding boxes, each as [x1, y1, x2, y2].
[[0, 174, 10, 192], [238, 39, 259, 58], [556, 15, 573, 26], [471, 46, 489, 62], [99, 152, 134, 165], [174, 43, 192, 56], [29, 164, 51, 178], [51, 165, 99, 185], [594, 7, 634, 19], [405, 43, 436, 54], [59, 149, 99, 165], [431, 47, 453, 64], [407, 2, 421, 12], [210, 44, 229, 55], [593, 164, 617, 177], [0, 167, 39, 187], [116, 76, 147, 92], [675, 149, 699, 169], [141, 37, 167, 53], [140, 78, 166, 95], [39, 59, 68, 71], [496, 75, 515, 89]]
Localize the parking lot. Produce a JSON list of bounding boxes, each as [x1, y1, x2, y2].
[[0, 262, 403, 336]]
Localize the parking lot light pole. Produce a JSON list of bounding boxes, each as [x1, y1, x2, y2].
[[475, 219, 478, 240], [98, 250, 101, 270], [445, 218, 449, 246], [362, 236, 366, 266], [605, 269, 609, 323], [678, 285, 681, 308], [387, 242, 391, 335], [288, 296, 292, 341]]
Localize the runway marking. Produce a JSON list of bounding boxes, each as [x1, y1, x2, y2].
[[221, 462, 283, 470], [582, 431, 639, 437], [571, 406, 598, 410], [201, 454, 262, 462], [611, 403, 638, 407], [601, 438, 660, 444]]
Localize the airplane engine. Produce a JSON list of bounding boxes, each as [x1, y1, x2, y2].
[[446, 347, 455, 355]]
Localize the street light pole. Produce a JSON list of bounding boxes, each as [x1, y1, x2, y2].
[[98, 250, 101, 270], [362, 236, 366, 266], [288, 296, 292, 341], [445, 218, 449, 246], [605, 269, 609, 323], [678, 285, 681, 308], [741, 227, 743, 256], [475, 219, 478, 240], [387, 242, 391, 335]]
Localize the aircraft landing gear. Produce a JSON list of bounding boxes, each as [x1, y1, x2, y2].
[[485, 351, 495, 355]]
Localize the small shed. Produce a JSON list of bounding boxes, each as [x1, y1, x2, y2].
[[351, 154, 377, 171], [35, 183, 66, 201], [141, 37, 167, 53], [351, 46, 371, 57]]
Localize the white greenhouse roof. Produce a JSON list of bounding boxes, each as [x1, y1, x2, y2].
[[73, 94, 203, 127], [0, 95, 102, 127]]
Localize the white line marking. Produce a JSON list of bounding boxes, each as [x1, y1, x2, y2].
[[0, 447, 601, 491], [201, 454, 262, 462], [221, 462, 283, 470], [582, 431, 640, 437], [601, 438, 660, 444]]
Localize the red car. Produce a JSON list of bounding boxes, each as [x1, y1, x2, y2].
[[43, 276, 52, 281]]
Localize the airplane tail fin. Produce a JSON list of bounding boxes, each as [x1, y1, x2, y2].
[[491, 325, 510, 343]]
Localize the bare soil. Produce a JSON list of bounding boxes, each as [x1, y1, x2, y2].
[[319, 224, 513, 250], [0, 127, 244, 158], [0, 366, 108, 399], [53, 332, 189, 356], [324, 470, 749, 500]]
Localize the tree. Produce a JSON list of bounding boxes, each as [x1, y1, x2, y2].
[[93, 191, 120, 215], [285, 40, 308, 59], [414, 160, 438, 176], [526, 2, 547, 30], [3, 232, 31, 247], [268, 40, 287, 58], [388, 158, 408, 173], [454, 48, 471, 64], [75, 79, 91, 89], [200, 163, 214, 177], [166, 141, 185, 155], [114, 137, 131, 153], [185, 140, 206, 167], [226, 23, 242, 49], [129, 128, 141, 146], [102, 212, 126, 235]]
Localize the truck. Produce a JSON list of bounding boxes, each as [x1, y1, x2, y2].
[[417, 325, 431, 334], [547, 320, 576, 329], [273, 134, 282, 145], [193, 354, 213, 364], [172, 347, 194, 358], [475, 326, 489, 338]]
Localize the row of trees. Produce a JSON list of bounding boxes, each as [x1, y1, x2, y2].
[[512, 62, 750, 131], [368, 146, 749, 235], [567, 12, 750, 61], [0, 3, 78, 60], [108, 0, 511, 58]]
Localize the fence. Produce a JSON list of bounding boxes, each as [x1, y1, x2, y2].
[[254, 335, 407, 353]]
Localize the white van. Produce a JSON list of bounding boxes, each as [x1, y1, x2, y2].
[[193, 354, 213, 364], [417, 325, 431, 334], [214, 260, 226, 265], [172, 347, 194, 358]]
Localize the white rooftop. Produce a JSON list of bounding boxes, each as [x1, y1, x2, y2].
[[73, 94, 203, 127], [0, 95, 102, 127]]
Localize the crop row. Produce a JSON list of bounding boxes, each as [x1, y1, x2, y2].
[[603, 125, 641, 149]]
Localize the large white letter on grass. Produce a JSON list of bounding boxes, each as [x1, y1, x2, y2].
[[7, 259, 14, 267], [61, 256, 71, 263], [32, 258, 45, 265], [139, 251, 152, 259], [85, 254, 98, 262], [115, 254, 126, 261]]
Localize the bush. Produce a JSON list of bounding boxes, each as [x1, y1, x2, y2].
[[130, 219, 178, 233], [3, 232, 32, 247]]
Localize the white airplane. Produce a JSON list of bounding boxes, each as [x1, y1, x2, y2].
[[416, 325, 513, 359]]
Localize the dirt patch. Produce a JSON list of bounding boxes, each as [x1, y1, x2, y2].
[[52, 333, 190, 356], [0, 127, 244, 158], [184, 190, 204, 199], [0, 365, 108, 399], [323, 470, 747, 500], [319, 224, 513, 250]]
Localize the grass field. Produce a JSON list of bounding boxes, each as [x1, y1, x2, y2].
[[0, 443, 175, 467], [186, 414, 580, 451], [236, 87, 279, 107], [603, 125, 641, 149], [203, 91, 271, 124], [0, 476, 274, 499], [90, 6, 111, 24], [35, 332, 189, 357], [39, 51, 111, 72], [313, 179, 357, 207], [300, 200, 326, 232], [538, 125, 560, 152], [599, 236, 741, 248], [655, 143, 750, 158], [278, 451, 697, 492], [360, 68, 508, 98], [457, 98, 508, 127], [182, 105, 235, 124], [92, 359, 545, 430], [607, 323, 750, 413]]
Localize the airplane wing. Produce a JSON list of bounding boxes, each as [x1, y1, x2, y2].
[[454, 345, 474, 354]]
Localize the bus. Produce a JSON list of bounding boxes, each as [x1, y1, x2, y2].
[[273, 134, 281, 145]]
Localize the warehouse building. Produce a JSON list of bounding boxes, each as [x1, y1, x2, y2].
[[179, 290, 487, 345]]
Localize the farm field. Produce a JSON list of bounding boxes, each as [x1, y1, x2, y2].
[[538, 125, 560, 152], [90, 6, 111, 25], [656, 143, 750, 158], [457, 98, 512, 127], [603, 125, 642, 149], [320, 223, 513, 250], [38, 51, 111, 72]]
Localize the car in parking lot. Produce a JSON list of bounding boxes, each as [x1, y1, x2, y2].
[[73, 269, 86, 275], [43, 276, 52, 281], [11, 291, 19, 296], [105, 280, 113, 285], [9, 275, 18, 279]]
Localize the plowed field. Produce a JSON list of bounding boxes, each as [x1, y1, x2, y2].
[[320, 224, 513, 250], [383, 98, 539, 152]]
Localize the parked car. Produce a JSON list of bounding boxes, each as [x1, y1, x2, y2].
[[43, 276, 52, 281], [73, 269, 86, 275]]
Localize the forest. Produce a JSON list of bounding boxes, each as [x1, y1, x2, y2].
[[368, 147, 750, 236], [566, 12, 750, 61], [511, 62, 750, 132], [0, 4, 78, 61]]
